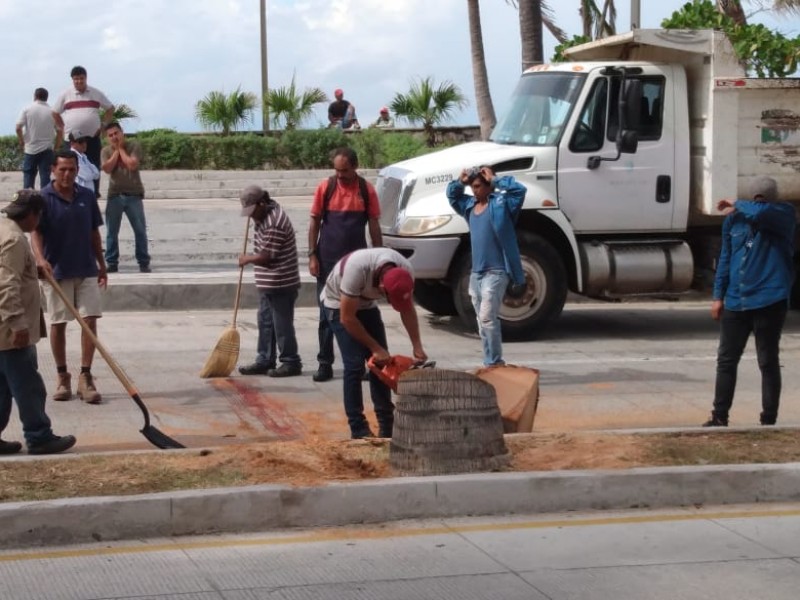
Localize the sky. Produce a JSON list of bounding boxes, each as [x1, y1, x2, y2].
[[1, 0, 797, 135]]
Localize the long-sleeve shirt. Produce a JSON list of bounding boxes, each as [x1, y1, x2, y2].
[[713, 199, 796, 311], [0, 218, 42, 350]]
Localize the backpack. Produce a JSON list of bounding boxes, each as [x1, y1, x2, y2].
[[322, 175, 371, 222]]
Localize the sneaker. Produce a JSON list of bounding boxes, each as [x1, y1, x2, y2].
[[77, 372, 102, 404], [0, 439, 23, 455], [139, 264, 152, 273], [702, 415, 728, 427], [351, 428, 375, 440], [28, 435, 77, 455], [238, 362, 274, 376], [268, 364, 302, 378], [312, 364, 333, 382], [106, 264, 118, 273], [53, 372, 72, 402]]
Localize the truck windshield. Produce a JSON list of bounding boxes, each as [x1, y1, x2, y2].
[[490, 72, 584, 146]]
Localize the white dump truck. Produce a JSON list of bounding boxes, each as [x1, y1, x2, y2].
[[376, 29, 800, 339]]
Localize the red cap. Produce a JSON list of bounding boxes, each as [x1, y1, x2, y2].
[[334, 88, 344, 96], [382, 267, 414, 312], [380, 106, 389, 113]]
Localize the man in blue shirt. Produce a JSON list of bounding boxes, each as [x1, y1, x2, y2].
[[447, 166, 526, 366], [31, 151, 107, 405], [703, 176, 796, 427]]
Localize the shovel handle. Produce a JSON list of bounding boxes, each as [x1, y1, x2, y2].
[[232, 217, 250, 327], [43, 270, 138, 397]]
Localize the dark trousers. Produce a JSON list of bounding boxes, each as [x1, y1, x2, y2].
[[325, 306, 393, 437], [255, 287, 301, 368], [0, 346, 54, 446], [712, 301, 787, 424], [315, 260, 337, 367], [22, 148, 54, 189], [86, 135, 102, 196]]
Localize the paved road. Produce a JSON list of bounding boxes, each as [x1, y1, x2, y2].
[[2, 301, 799, 452], [2, 503, 799, 599]]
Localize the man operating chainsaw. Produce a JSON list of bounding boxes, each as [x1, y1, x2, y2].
[[321, 247, 427, 439]]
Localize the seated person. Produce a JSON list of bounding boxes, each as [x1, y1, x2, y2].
[[328, 89, 357, 129], [372, 107, 395, 129]]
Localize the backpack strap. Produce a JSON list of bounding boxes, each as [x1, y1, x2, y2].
[[322, 175, 370, 223]]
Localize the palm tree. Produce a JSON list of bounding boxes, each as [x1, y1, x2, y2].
[[391, 77, 468, 147], [716, 0, 800, 25], [263, 75, 327, 130], [112, 103, 138, 122], [505, 1, 568, 68], [579, 0, 616, 39], [194, 87, 258, 136], [467, 0, 496, 140]]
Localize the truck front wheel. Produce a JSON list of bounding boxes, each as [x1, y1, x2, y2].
[[413, 280, 458, 316], [451, 233, 568, 340]]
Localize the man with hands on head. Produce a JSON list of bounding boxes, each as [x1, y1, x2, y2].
[[703, 176, 796, 428], [321, 247, 427, 439]]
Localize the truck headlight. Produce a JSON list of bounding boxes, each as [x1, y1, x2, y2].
[[397, 215, 452, 235]]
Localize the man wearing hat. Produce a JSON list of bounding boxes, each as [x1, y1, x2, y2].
[[0, 190, 77, 455], [321, 247, 428, 438], [703, 176, 796, 427], [237, 185, 303, 377], [68, 131, 100, 191], [372, 107, 394, 129], [327, 88, 357, 129]]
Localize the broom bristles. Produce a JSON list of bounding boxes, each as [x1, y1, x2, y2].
[[199, 327, 240, 378]]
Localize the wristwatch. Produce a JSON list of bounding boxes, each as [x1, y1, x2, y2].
[[307, 249, 316, 257]]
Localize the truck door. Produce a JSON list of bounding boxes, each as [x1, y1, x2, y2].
[[558, 70, 676, 233]]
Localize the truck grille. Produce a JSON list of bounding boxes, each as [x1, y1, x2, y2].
[[377, 176, 403, 230]]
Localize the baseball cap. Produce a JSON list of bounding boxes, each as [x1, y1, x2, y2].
[[382, 267, 414, 312], [239, 185, 269, 217], [380, 106, 389, 114], [334, 88, 344, 96], [68, 130, 91, 144], [2, 189, 44, 219], [751, 176, 778, 202]]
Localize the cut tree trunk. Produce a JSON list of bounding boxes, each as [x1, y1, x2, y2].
[[390, 369, 509, 475]]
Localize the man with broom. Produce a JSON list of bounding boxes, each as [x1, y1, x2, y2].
[[321, 247, 428, 439], [237, 185, 303, 378]]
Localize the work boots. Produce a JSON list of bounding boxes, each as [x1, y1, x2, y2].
[[52, 372, 72, 402], [77, 372, 102, 404]]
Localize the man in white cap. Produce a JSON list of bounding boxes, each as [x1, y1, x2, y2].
[[703, 176, 796, 427], [237, 185, 303, 377]]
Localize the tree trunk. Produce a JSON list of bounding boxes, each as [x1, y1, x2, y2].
[[519, 0, 544, 70], [390, 369, 510, 475], [717, 0, 747, 26], [467, 0, 496, 140]]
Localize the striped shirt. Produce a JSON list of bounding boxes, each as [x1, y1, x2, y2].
[[252, 202, 300, 291], [52, 85, 113, 137]]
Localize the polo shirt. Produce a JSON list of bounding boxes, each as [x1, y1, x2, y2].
[[16, 100, 57, 154], [38, 182, 103, 280], [322, 248, 413, 311], [52, 85, 113, 137]]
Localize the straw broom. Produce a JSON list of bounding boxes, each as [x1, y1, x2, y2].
[[199, 217, 250, 378]]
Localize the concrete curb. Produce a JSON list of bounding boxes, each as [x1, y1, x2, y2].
[[3, 463, 800, 549]]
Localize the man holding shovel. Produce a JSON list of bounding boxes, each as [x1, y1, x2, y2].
[[0, 190, 76, 455], [321, 247, 427, 439]]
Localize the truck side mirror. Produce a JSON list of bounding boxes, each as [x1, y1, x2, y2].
[[617, 130, 639, 154], [616, 79, 641, 155]]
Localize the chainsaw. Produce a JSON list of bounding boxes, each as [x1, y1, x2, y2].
[[367, 355, 437, 392]]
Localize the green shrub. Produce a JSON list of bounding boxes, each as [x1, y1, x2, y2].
[[0, 136, 23, 171], [277, 129, 347, 169], [191, 134, 279, 169], [138, 130, 194, 169], [381, 132, 429, 165], [349, 128, 385, 168]]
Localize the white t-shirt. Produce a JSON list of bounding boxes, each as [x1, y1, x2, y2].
[[16, 101, 57, 154], [52, 85, 113, 137], [322, 248, 414, 310]]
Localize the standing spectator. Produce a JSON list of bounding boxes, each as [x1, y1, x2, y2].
[[15, 88, 62, 189], [328, 88, 357, 129], [446, 166, 526, 366], [702, 177, 796, 427], [372, 107, 395, 129], [321, 247, 427, 439], [52, 66, 114, 197], [0, 190, 77, 455], [307, 147, 382, 382], [68, 131, 100, 192], [237, 185, 303, 378], [31, 151, 107, 405], [101, 122, 151, 273]]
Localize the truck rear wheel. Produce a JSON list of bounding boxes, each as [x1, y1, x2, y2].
[[451, 233, 568, 340], [413, 280, 458, 316]]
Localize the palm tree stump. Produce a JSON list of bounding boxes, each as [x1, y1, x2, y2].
[[475, 365, 540, 433], [389, 369, 509, 475]]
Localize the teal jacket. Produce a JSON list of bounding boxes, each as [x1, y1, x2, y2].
[[446, 175, 526, 285]]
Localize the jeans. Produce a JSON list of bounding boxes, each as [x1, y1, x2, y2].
[[105, 194, 151, 267], [22, 148, 54, 189], [712, 300, 787, 424], [255, 287, 301, 368], [325, 306, 393, 437], [0, 345, 54, 446], [315, 260, 337, 367], [469, 269, 509, 366]]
